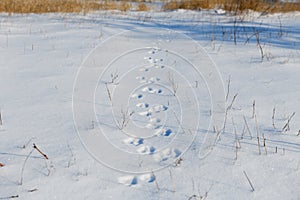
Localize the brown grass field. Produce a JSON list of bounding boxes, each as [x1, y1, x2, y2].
[[0, 0, 299, 14], [163, 0, 300, 13], [0, 0, 134, 13]]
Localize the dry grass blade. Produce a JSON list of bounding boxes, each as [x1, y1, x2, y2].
[[0, 195, 19, 199], [105, 83, 112, 103], [20, 148, 34, 185], [252, 100, 256, 119], [282, 112, 296, 132], [243, 116, 252, 139], [272, 106, 276, 129], [227, 93, 238, 110], [0, 110, 2, 126], [225, 75, 231, 102], [33, 143, 49, 160], [243, 170, 254, 192], [152, 171, 160, 192]]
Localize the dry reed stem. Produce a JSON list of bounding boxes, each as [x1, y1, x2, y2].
[[33, 143, 49, 160]]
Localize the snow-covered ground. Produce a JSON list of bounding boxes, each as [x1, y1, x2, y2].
[[0, 10, 300, 199]]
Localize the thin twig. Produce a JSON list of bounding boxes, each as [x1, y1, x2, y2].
[[212, 126, 222, 147], [152, 171, 160, 192], [105, 83, 112, 103], [243, 171, 255, 192], [225, 75, 231, 102], [0, 195, 19, 199], [243, 116, 253, 139], [232, 118, 241, 148], [241, 125, 246, 139], [110, 71, 119, 84], [168, 71, 178, 96], [168, 167, 176, 192], [20, 149, 34, 185], [254, 114, 259, 138], [28, 188, 38, 193], [33, 144, 48, 160], [235, 141, 238, 160], [222, 109, 229, 133], [0, 110, 2, 126], [227, 93, 238, 110], [257, 137, 261, 155], [262, 133, 267, 155], [116, 109, 133, 130], [282, 112, 296, 132], [222, 93, 238, 133], [19, 137, 35, 149], [254, 30, 264, 62], [252, 100, 256, 119], [272, 106, 276, 129]]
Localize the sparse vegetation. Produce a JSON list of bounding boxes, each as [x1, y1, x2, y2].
[[167, 71, 178, 96], [1, 3, 299, 199], [19, 143, 49, 185], [116, 108, 134, 130]]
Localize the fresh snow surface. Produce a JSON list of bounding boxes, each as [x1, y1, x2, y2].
[[0, 10, 300, 199]]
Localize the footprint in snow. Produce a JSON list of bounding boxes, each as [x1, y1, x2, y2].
[[145, 117, 162, 129], [144, 56, 163, 64], [139, 173, 155, 183], [145, 123, 161, 129], [142, 86, 163, 94], [136, 76, 147, 83], [136, 76, 160, 84], [131, 93, 143, 99], [118, 174, 155, 186], [149, 117, 161, 123], [137, 111, 151, 117], [138, 105, 167, 117], [123, 137, 144, 146], [136, 102, 149, 108], [136, 145, 156, 154], [159, 129, 172, 137], [139, 67, 150, 72], [153, 148, 181, 162], [148, 77, 160, 83], [118, 176, 138, 186], [149, 104, 168, 113]]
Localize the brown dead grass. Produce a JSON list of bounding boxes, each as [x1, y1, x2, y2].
[[0, 0, 134, 14], [137, 2, 149, 11], [0, 0, 299, 14], [163, 0, 300, 13]]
